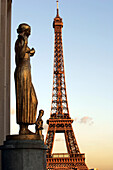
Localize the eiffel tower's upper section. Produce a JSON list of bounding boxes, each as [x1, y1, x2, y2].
[[53, 0, 63, 32], [50, 1, 71, 120]]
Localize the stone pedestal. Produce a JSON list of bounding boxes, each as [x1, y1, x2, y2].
[[0, 139, 47, 170]]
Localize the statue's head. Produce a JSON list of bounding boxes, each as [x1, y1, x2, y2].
[[17, 23, 31, 37], [39, 110, 44, 117]]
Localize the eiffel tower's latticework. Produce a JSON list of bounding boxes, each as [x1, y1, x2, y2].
[[45, 2, 89, 170]]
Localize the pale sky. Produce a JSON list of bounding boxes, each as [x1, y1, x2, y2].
[[11, 1, 113, 170]]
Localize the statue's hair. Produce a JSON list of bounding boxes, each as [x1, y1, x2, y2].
[[17, 23, 30, 34]]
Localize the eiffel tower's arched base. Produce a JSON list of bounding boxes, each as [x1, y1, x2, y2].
[[46, 157, 88, 170], [45, 119, 89, 170]]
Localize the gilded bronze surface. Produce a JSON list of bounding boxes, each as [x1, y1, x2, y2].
[[14, 23, 38, 135], [36, 110, 44, 140]]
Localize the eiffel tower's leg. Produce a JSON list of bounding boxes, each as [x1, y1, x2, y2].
[[45, 126, 55, 157], [65, 124, 80, 156]]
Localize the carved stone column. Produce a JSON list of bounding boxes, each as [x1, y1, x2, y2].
[[0, 0, 12, 169]]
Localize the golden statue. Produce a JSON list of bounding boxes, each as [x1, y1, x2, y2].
[[14, 23, 38, 135], [36, 110, 44, 140]]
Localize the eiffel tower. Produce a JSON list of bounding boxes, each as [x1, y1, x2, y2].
[[45, 1, 89, 170]]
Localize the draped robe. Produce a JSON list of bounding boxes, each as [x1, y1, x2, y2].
[[14, 35, 38, 124]]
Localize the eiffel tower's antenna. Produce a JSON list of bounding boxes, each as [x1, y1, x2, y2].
[[56, 0, 59, 9], [56, 0, 59, 16]]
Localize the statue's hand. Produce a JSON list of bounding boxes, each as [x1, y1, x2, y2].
[[30, 48, 35, 56]]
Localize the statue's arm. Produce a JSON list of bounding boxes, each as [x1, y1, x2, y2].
[[15, 37, 27, 59], [20, 37, 28, 58]]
